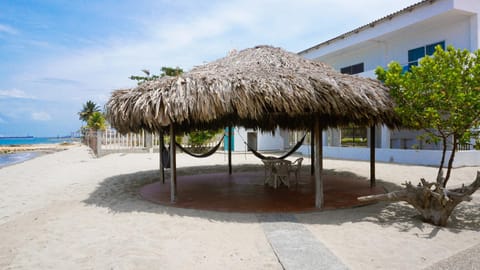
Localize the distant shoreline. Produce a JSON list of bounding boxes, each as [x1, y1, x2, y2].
[[0, 136, 79, 147], [0, 142, 78, 154], [0, 142, 79, 168], [0, 136, 34, 139]]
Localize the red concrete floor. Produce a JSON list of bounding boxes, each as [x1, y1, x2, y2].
[[140, 170, 385, 213]]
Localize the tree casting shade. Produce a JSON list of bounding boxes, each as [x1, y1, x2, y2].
[[106, 45, 398, 133]]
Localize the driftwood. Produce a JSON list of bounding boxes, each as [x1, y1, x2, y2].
[[358, 171, 480, 226]]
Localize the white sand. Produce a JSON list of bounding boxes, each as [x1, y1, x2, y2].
[[0, 143, 76, 154], [0, 145, 478, 269]]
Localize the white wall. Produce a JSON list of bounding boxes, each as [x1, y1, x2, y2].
[[302, 0, 480, 58], [454, 150, 480, 167], [317, 14, 473, 72], [232, 127, 248, 152], [233, 127, 285, 152], [304, 0, 478, 72], [298, 145, 479, 167], [295, 0, 480, 167], [257, 128, 285, 151]]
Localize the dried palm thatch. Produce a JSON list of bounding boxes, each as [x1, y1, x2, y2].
[[107, 45, 398, 133]]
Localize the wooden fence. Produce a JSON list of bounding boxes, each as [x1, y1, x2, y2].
[[83, 128, 225, 157]]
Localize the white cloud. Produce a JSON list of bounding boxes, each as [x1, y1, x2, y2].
[[0, 89, 35, 99], [31, 112, 51, 121], [0, 24, 18, 35], [10, 0, 420, 104], [0, 0, 421, 136]]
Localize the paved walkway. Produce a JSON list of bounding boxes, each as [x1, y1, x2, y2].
[[424, 243, 480, 270], [258, 214, 349, 270]]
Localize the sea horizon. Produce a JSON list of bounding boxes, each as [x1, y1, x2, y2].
[[0, 136, 77, 146]]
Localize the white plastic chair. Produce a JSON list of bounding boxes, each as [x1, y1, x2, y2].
[[271, 160, 291, 188], [288, 157, 303, 187]]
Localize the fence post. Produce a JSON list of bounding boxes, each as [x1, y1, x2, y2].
[[145, 131, 153, 152], [96, 130, 103, 156]]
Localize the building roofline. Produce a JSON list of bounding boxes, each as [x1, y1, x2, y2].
[[298, 0, 437, 55]]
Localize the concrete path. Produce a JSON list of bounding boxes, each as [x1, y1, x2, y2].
[[258, 214, 349, 270], [424, 243, 480, 270]]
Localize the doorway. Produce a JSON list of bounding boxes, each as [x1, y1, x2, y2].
[[247, 132, 258, 151]]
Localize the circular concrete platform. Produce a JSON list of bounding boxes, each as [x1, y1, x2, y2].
[[140, 170, 385, 212]]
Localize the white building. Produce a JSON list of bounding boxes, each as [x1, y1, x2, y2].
[[226, 127, 289, 153], [230, 0, 479, 167], [297, 0, 479, 167]]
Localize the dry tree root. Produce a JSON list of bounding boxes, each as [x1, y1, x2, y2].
[[358, 171, 480, 226]]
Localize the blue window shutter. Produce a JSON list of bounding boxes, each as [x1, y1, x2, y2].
[[426, 41, 445, 55], [408, 47, 425, 62], [408, 62, 418, 71], [340, 66, 351, 74], [351, 63, 364, 74], [340, 63, 364, 75]]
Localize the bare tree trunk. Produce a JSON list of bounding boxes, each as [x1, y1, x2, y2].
[[359, 171, 480, 226], [443, 134, 457, 187], [437, 136, 448, 188]]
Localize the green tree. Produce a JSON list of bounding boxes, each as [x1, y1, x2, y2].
[[187, 129, 222, 150], [78, 100, 101, 122], [87, 111, 106, 131], [130, 67, 183, 85], [360, 45, 480, 226], [376, 46, 480, 185]]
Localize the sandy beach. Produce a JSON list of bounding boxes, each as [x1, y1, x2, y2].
[[0, 145, 479, 269], [0, 142, 78, 154]]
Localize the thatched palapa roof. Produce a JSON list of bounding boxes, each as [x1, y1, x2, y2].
[[107, 45, 397, 133]]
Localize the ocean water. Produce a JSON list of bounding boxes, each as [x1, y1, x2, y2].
[[0, 137, 74, 146], [0, 137, 75, 168], [0, 152, 40, 168]]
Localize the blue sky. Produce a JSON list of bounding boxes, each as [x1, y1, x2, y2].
[[0, 0, 419, 137]]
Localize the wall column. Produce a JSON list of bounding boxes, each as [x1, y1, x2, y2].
[[380, 125, 391, 149], [310, 126, 314, 176], [470, 14, 479, 50], [159, 130, 165, 184], [96, 130, 102, 156], [370, 125, 376, 187], [228, 126, 232, 175], [169, 125, 177, 202], [314, 120, 324, 208]]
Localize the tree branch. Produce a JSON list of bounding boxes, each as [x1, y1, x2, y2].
[[357, 189, 407, 202], [358, 171, 480, 203]]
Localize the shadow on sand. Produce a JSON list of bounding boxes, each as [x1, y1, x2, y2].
[[82, 164, 480, 235]]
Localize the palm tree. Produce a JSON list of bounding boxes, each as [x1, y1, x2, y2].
[[87, 111, 106, 131], [78, 100, 100, 122]]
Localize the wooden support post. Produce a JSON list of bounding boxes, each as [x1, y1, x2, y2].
[[310, 126, 315, 176], [96, 130, 102, 157], [169, 125, 177, 202], [228, 126, 233, 175], [159, 130, 165, 184], [370, 125, 376, 187], [314, 120, 324, 208]]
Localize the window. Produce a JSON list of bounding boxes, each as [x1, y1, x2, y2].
[[288, 130, 310, 146], [340, 125, 367, 148], [407, 41, 445, 70], [408, 47, 424, 68], [340, 63, 364, 75], [426, 41, 444, 55]]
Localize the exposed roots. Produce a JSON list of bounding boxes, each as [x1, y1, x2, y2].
[[358, 171, 480, 226]]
